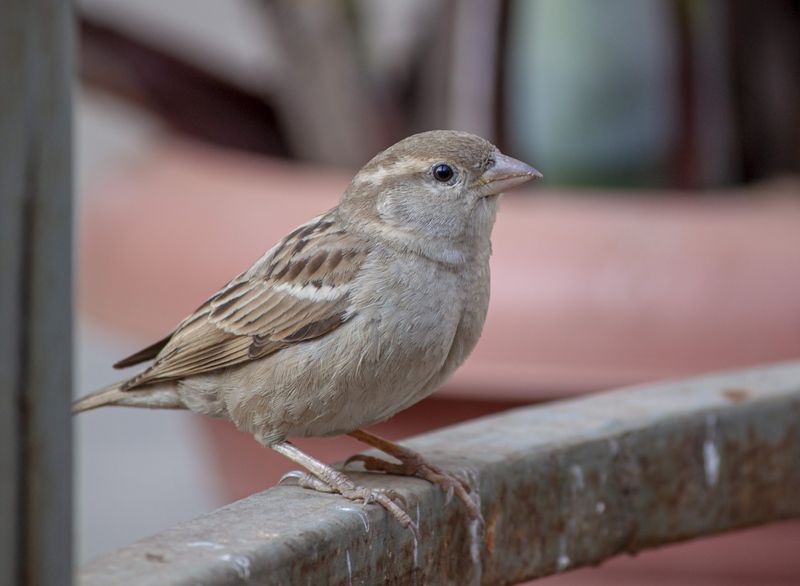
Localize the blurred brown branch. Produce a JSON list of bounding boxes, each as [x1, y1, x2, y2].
[[253, 1, 384, 166], [79, 17, 290, 157], [78, 1, 511, 168]]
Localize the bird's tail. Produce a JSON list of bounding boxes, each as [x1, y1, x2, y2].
[[72, 381, 184, 414]]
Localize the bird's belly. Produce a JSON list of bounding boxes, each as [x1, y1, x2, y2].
[[187, 256, 488, 444], [285, 305, 461, 438]]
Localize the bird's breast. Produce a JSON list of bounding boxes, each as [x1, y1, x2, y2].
[[340, 248, 491, 415], [210, 247, 491, 440]]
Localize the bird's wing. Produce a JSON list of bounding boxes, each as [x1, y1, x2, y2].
[[119, 210, 368, 390]]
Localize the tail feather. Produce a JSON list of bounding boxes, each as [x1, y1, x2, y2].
[[72, 382, 184, 414]]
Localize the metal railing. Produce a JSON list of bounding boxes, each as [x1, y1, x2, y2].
[[80, 362, 800, 585]]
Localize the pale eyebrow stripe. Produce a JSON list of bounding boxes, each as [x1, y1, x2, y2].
[[354, 157, 435, 184]]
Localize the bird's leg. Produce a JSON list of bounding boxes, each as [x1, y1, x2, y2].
[[271, 441, 416, 533], [345, 429, 483, 524]]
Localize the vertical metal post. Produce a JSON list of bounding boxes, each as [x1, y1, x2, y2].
[[0, 1, 74, 584]]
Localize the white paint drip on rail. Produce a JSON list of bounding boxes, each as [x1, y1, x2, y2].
[[703, 414, 721, 487]]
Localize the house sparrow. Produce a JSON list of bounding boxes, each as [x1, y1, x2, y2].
[[73, 130, 541, 531]]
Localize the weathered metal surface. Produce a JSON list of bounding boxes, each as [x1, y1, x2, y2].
[[79, 362, 800, 585], [0, 1, 74, 585]]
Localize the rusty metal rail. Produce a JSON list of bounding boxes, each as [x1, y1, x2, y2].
[[79, 361, 800, 585]]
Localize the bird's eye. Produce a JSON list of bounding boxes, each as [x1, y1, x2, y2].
[[432, 163, 455, 183]]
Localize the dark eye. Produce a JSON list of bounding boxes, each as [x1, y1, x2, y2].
[[432, 163, 454, 183]]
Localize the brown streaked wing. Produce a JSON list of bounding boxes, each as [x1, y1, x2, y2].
[[120, 211, 368, 390]]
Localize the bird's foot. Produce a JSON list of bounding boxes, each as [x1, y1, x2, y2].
[[345, 449, 483, 526], [279, 469, 417, 535]]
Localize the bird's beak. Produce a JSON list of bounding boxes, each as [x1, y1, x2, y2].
[[478, 153, 542, 196]]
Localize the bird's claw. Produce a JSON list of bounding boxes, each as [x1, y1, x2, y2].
[[445, 484, 454, 506], [280, 468, 417, 536], [279, 470, 337, 493], [346, 451, 483, 525]]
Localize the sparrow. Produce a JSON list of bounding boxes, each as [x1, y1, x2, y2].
[[73, 130, 541, 532]]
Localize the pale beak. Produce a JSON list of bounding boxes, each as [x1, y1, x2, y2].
[[478, 152, 542, 196]]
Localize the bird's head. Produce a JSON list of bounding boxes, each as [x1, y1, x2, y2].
[[339, 130, 541, 263]]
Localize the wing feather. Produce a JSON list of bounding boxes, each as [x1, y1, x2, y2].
[[119, 210, 367, 390]]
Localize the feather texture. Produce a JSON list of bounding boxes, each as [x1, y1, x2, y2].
[[119, 210, 366, 390]]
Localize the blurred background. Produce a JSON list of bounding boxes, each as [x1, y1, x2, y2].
[[74, 0, 800, 583]]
